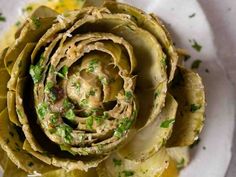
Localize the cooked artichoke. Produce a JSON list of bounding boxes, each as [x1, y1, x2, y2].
[[0, 1, 205, 177]]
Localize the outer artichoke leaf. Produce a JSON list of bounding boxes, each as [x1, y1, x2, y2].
[[119, 93, 177, 161], [85, 0, 116, 7], [167, 147, 190, 170], [167, 67, 205, 146], [3, 158, 27, 177], [7, 91, 21, 126], [0, 108, 55, 173], [15, 77, 44, 152], [32, 5, 59, 18], [0, 48, 8, 68], [4, 13, 57, 74], [0, 146, 8, 170], [97, 148, 169, 177], [104, 2, 178, 82], [7, 43, 36, 91], [42, 168, 98, 177], [0, 68, 10, 97], [0, 48, 10, 111], [15, 6, 59, 39], [24, 138, 106, 172]]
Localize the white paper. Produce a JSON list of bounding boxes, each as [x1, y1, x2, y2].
[[0, 0, 235, 177]]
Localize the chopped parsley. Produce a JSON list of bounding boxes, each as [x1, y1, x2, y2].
[[31, 16, 41, 29], [125, 91, 133, 101], [45, 82, 57, 101], [57, 66, 69, 78], [189, 13, 196, 18], [72, 82, 81, 92], [36, 102, 49, 120], [29, 64, 43, 83], [113, 158, 122, 166], [87, 59, 98, 72], [86, 116, 94, 130], [89, 90, 96, 96], [56, 124, 73, 144], [190, 104, 201, 112], [63, 99, 73, 110], [0, 13, 6, 22], [190, 40, 202, 52], [122, 170, 134, 176], [79, 99, 88, 107], [161, 55, 167, 66], [64, 109, 76, 121], [177, 158, 185, 169], [50, 114, 59, 124], [191, 59, 202, 69], [154, 90, 160, 99], [160, 119, 175, 128], [114, 118, 133, 138]]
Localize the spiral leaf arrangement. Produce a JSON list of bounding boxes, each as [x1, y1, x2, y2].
[[0, 2, 205, 177]]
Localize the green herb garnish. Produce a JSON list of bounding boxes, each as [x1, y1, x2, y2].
[[57, 66, 69, 78], [177, 158, 185, 169], [0, 13, 6, 22], [65, 109, 76, 121], [191, 40, 202, 52], [191, 59, 202, 69], [113, 158, 122, 166], [122, 170, 134, 176], [89, 90, 96, 96], [87, 59, 98, 72], [72, 82, 81, 92], [86, 116, 94, 130], [36, 102, 49, 120], [63, 99, 73, 110], [56, 124, 73, 144], [29, 64, 43, 83], [114, 118, 133, 138], [190, 104, 201, 112], [31, 16, 41, 29], [50, 114, 59, 124], [125, 91, 133, 101], [189, 13, 196, 18], [160, 119, 175, 128]]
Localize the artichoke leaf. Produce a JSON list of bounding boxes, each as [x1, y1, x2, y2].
[[167, 146, 190, 169], [0, 108, 55, 173], [104, 2, 178, 82], [7, 43, 35, 91], [97, 148, 169, 177], [15, 77, 44, 152], [0, 146, 8, 171], [24, 139, 107, 172], [0, 49, 10, 112], [7, 91, 21, 126], [167, 66, 205, 146], [119, 93, 177, 161], [4, 9, 58, 74], [42, 168, 98, 177], [3, 158, 27, 177]]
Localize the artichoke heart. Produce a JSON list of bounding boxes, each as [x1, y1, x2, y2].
[[0, 1, 205, 177]]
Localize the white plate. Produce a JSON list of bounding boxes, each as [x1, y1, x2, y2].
[[0, 0, 235, 177]]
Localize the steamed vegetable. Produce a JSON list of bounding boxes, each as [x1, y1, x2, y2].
[[0, 1, 205, 177]]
